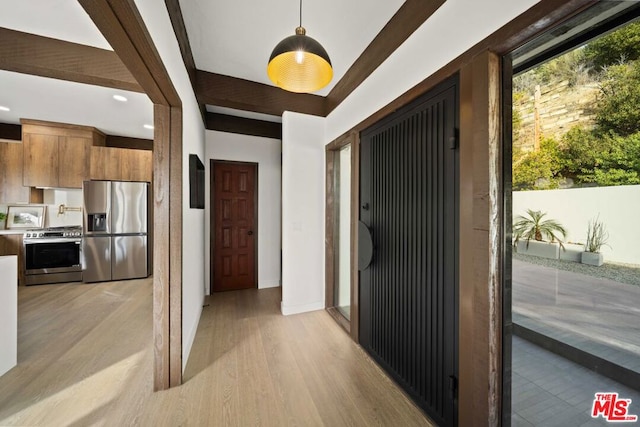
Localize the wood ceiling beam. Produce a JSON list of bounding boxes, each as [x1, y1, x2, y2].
[[196, 71, 327, 117], [164, 0, 206, 121], [326, 0, 446, 113], [164, 0, 196, 91], [205, 113, 282, 140], [105, 134, 153, 150], [0, 27, 142, 93], [168, 1, 444, 119], [0, 123, 21, 141], [78, 0, 180, 106]]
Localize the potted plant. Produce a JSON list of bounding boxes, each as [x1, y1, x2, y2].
[[581, 215, 609, 266], [513, 209, 567, 259], [0, 211, 6, 230]]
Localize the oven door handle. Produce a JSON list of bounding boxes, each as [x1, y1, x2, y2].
[[24, 239, 82, 245]]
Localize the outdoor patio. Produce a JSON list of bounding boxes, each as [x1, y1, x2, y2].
[[513, 257, 640, 376], [512, 336, 640, 426]]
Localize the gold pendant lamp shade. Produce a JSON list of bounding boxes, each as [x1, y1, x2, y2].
[[267, 1, 333, 93]]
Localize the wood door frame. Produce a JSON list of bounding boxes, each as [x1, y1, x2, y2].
[[323, 0, 600, 422], [209, 160, 259, 294], [325, 132, 359, 341], [79, 0, 183, 390]]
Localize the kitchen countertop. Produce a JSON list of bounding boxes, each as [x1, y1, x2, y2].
[[0, 230, 26, 236]]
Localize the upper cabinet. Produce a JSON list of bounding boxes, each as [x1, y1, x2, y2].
[[90, 146, 152, 182], [22, 119, 104, 189], [0, 141, 30, 204]]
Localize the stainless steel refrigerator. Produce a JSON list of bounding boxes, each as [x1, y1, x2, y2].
[[82, 181, 149, 283]]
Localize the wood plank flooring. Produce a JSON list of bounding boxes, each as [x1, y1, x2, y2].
[[0, 280, 433, 426]]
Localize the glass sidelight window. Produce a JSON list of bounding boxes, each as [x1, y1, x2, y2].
[[335, 144, 352, 319], [325, 134, 357, 335]]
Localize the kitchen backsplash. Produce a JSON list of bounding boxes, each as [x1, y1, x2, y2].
[[0, 189, 83, 230], [43, 189, 83, 228]]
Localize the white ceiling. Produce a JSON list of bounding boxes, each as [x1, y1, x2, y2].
[[0, 1, 404, 138], [0, 2, 153, 139], [180, 0, 405, 96], [0, 71, 154, 139]]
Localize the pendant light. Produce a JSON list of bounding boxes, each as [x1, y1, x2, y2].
[[267, 0, 333, 93]]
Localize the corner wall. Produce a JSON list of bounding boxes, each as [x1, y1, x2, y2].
[[204, 131, 282, 292], [281, 112, 326, 315], [134, 0, 206, 372]]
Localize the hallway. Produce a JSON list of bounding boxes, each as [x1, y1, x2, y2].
[[0, 281, 432, 426]]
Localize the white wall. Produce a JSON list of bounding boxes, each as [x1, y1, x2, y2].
[[43, 189, 83, 228], [325, 0, 541, 142], [205, 131, 282, 292], [513, 186, 640, 265], [134, 0, 206, 371], [281, 112, 326, 315]]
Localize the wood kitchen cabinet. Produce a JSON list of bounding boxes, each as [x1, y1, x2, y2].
[[22, 119, 104, 189], [0, 141, 30, 204], [0, 234, 24, 286], [90, 146, 152, 182]]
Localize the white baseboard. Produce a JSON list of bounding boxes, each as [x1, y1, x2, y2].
[[259, 280, 281, 289], [182, 301, 203, 373], [280, 300, 324, 316]]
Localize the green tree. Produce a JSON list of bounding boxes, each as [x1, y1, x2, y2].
[[513, 137, 563, 190], [559, 127, 601, 184], [559, 128, 640, 186], [584, 22, 640, 70], [596, 61, 640, 136], [534, 48, 587, 86]]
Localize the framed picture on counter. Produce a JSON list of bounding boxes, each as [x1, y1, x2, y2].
[[6, 205, 46, 229]]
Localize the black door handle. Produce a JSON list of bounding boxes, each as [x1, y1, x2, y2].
[[248, 230, 254, 235]]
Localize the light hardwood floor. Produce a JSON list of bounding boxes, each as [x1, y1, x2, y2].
[[0, 280, 433, 426]]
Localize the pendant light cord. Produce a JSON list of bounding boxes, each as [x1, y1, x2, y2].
[[299, 0, 303, 27]]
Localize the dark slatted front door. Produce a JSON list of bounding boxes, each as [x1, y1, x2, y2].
[[212, 161, 257, 292], [360, 76, 459, 426]]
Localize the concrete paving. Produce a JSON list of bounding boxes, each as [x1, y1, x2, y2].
[[513, 259, 640, 374], [512, 259, 640, 425], [512, 336, 640, 426]]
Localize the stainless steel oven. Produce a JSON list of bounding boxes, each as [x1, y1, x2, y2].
[[23, 226, 83, 285]]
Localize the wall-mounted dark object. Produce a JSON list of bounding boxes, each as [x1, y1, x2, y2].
[[189, 154, 205, 209]]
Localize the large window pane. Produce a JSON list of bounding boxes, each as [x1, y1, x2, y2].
[[510, 14, 640, 425]]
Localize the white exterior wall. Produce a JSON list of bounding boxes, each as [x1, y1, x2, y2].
[[205, 131, 282, 292], [134, 0, 206, 371], [281, 112, 326, 315], [513, 186, 640, 265]]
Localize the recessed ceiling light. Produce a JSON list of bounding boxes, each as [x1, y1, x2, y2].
[[0, 105, 10, 112], [143, 124, 154, 130], [113, 94, 128, 102]]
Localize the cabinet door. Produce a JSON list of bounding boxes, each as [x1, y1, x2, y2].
[[0, 235, 25, 286], [0, 142, 29, 203], [90, 146, 122, 181], [58, 136, 92, 188], [122, 149, 152, 182], [23, 133, 59, 187]]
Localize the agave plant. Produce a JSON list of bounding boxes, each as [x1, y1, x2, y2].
[[513, 209, 567, 249]]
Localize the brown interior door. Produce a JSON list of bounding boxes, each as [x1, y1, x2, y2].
[[212, 161, 257, 292]]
